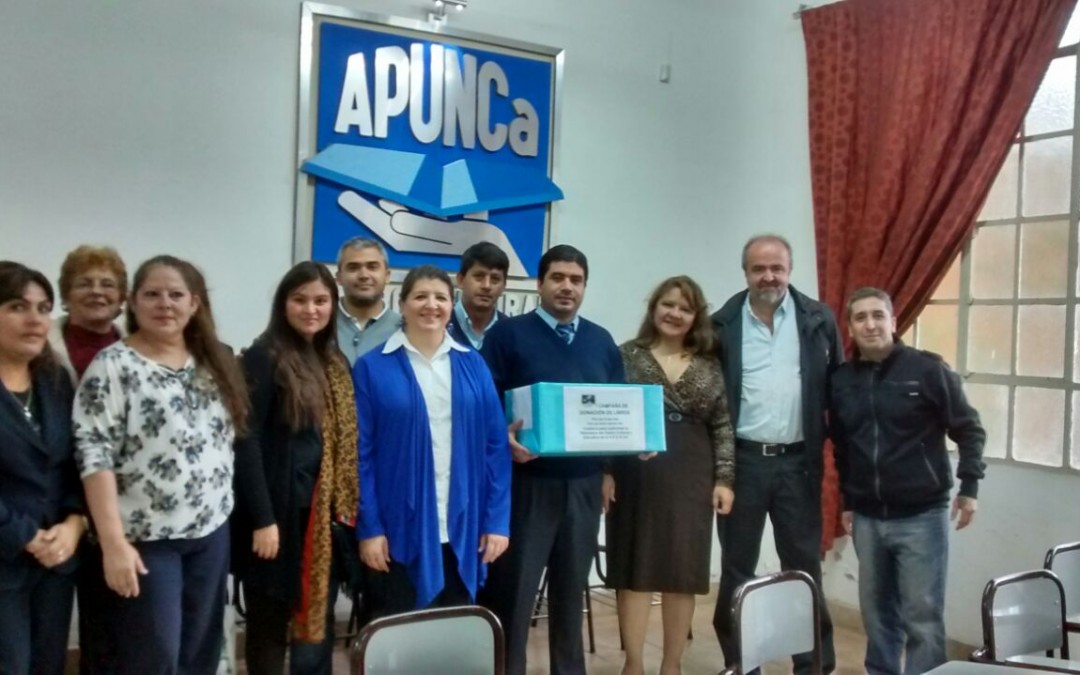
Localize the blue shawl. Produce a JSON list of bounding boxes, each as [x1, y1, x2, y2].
[[353, 345, 511, 608]]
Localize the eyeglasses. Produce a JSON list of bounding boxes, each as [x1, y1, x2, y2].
[[72, 278, 120, 292]]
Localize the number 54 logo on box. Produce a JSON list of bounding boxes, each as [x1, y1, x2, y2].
[[294, 3, 564, 281]]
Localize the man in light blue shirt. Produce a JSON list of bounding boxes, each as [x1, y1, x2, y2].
[[737, 289, 803, 443], [710, 234, 843, 675]]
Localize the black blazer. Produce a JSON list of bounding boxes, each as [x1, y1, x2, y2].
[[0, 366, 84, 590]]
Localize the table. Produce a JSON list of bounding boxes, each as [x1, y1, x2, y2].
[[927, 662, 1069, 674]]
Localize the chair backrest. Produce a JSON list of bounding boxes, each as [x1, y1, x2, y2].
[[732, 570, 821, 674], [982, 569, 1068, 661], [351, 606, 505, 675], [1046, 542, 1080, 619]]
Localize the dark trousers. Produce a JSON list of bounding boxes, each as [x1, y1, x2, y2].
[[365, 543, 471, 618], [482, 471, 602, 675], [712, 449, 835, 675], [243, 575, 339, 675], [113, 524, 230, 675], [0, 566, 75, 675], [78, 542, 117, 674]]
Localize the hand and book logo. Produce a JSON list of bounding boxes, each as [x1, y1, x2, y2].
[[297, 7, 563, 280]]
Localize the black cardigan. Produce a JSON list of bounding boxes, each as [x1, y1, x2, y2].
[[232, 341, 323, 602]]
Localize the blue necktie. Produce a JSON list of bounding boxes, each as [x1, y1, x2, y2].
[[555, 322, 575, 344]]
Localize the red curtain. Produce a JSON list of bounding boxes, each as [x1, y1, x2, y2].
[[803, 0, 1075, 551]]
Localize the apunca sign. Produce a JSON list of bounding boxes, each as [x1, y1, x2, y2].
[[295, 4, 564, 280]]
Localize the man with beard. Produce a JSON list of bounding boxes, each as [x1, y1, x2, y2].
[[335, 237, 400, 364], [710, 234, 841, 674], [480, 244, 624, 675], [448, 242, 509, 350]]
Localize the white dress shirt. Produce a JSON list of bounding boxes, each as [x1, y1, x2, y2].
[[382, 329, 470, 543]]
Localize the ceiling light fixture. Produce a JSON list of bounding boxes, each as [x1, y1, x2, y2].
[[430, 0, 467, 24]]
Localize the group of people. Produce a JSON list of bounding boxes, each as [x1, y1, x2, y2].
[[0, 232, 985, 675]]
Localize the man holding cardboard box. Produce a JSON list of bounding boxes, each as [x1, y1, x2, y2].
[[480, 244, 624, 675]]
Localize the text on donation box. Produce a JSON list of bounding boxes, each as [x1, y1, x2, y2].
[[563, 386, 646, 452]]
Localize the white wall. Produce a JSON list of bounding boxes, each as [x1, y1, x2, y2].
[[0, 0, 819, 348], [0, 0, 813, 615], [2, 0, 818, 600], [7, 0, 1074, 652]]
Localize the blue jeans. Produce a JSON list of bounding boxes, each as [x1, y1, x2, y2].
[[852, 507, 948, 675]]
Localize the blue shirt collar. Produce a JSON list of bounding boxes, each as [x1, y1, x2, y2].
[[535, 306, 580, 334], [453, 300, 499, 349], [743, 289, 793, 325]]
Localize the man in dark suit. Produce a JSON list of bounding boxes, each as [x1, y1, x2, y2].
[[481, 245, 624, 675]]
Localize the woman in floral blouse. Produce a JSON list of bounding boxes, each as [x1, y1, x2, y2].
[[74, 255, 249, 674]]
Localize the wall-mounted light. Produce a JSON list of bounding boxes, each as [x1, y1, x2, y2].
[[429, 0, 467, 24]]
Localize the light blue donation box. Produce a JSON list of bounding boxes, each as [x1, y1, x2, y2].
[[505, 383, 667, 456]]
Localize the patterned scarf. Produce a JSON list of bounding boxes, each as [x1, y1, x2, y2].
[[292, 354, 359, 642]]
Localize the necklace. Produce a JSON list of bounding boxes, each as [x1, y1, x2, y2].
[[651, 347, 688, 364], [13, 384, 33, 424]]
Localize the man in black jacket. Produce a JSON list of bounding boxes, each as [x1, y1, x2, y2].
[[710, 234, 841, 674], [830, 287, 985, 675]]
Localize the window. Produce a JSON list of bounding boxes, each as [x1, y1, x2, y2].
[[906, 12, 1080, 469]]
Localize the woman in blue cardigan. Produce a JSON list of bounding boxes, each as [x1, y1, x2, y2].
[[353, 265, 511, 615]]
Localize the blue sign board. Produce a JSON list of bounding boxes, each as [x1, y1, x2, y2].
[[297, 10, 563, 279]]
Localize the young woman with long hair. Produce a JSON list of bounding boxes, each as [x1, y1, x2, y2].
[[233, 261, 358, 674]]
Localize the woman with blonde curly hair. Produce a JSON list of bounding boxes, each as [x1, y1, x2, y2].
[[50, 245, 128, 382], [49, 244, 129, 673]]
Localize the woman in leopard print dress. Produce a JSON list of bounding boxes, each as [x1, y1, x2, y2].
[[605, 276, 735, 675]]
